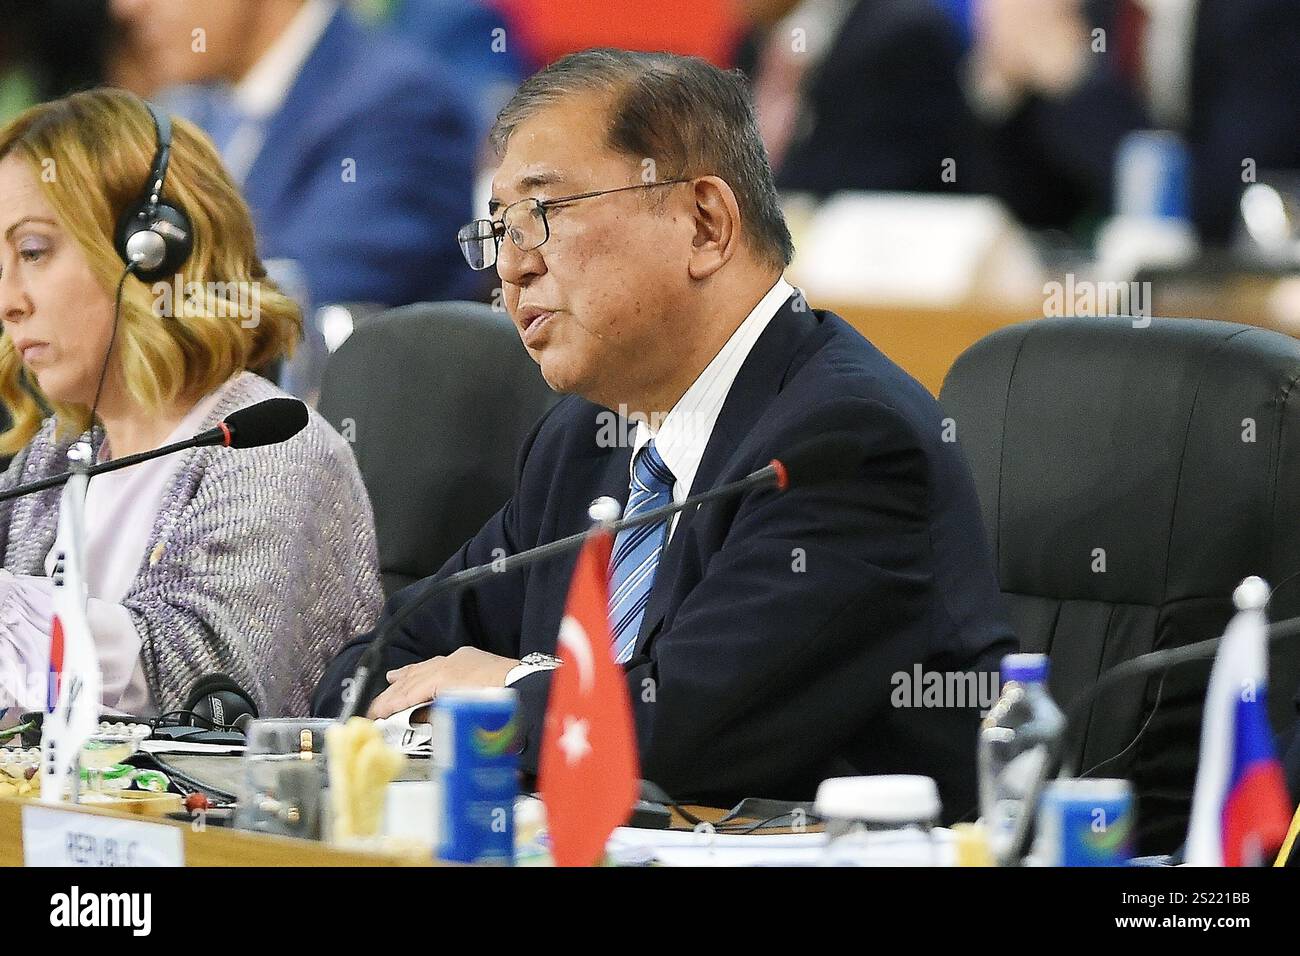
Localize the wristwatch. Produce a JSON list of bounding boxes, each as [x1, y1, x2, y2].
[[504, 653, 563, 686]]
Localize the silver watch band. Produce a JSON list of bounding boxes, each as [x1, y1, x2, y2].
[[505, 654, 563, 686]]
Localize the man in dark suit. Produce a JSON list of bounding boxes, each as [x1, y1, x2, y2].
[[111, 0, 476, 306], [737, 0, 973, 197], [313, 49, 1015, 820]]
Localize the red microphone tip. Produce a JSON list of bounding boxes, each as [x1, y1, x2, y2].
[[218, 421, 233, 448], [770, 458, 789, 492]]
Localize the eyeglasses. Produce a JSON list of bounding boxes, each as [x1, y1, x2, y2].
[[456, 179, 690, 271]]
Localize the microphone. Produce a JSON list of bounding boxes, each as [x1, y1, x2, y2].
[[0, 397, 309, 505], [193, 396, 309, 450], [335, 431, 870, 721]]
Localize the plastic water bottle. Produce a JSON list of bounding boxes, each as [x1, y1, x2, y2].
[[978, 653, 1065, 865]]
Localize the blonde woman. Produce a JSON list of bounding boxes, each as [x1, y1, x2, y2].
[[0, 88, 382, 718]]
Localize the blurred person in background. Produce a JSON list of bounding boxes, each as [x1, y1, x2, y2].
[[109, 0, 478, 396], [964, 0, 1300, 243], [737, 0, 973, 197], [376, 0, 525, 146], [0, 89, 382, 719]]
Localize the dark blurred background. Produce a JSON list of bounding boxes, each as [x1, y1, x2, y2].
[[2, 0, 1299, 398]]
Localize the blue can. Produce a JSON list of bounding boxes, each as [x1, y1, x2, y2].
[[1036, 779, 1134, 866], [432, 687, 519, 865]]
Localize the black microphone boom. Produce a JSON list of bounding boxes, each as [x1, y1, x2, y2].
[[337, 432, 870, 721], [0, 397, 309, 504]]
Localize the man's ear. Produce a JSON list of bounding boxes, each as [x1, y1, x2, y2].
[[687, 176, 741, 280]]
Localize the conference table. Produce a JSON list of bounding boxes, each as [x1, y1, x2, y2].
[[0, 790, 784, 867], [0, 793, 428, 867]]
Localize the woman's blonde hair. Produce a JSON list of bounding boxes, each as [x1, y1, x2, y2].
[[0, 87, 301, 453]]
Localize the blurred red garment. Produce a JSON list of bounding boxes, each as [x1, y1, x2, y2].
[[497, 0, 742, 68]]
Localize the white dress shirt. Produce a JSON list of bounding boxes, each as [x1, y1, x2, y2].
[[629, 276, 797, 540], [503, 277, 797, 689], [223, 0, 338, 182]]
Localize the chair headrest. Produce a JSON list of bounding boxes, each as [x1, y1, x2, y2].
[[940, 317, 1300, 612]]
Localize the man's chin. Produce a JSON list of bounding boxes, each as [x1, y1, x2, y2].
[[536, 356, 591, 398]]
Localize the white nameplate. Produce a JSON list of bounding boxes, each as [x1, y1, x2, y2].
[[22, 804, 184, 867]]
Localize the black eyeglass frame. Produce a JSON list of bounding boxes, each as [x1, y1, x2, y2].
[[457, 178, 691, 270]]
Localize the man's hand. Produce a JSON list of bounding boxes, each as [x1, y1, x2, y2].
[[366, 647, 520, 719]]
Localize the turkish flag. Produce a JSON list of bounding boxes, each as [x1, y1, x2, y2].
[[539, 529, 640, 866]]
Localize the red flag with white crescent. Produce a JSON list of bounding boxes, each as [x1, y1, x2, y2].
[[539, 529, 640, 866]]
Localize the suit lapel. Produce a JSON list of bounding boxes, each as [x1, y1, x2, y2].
[[632, 296, 822, 652]]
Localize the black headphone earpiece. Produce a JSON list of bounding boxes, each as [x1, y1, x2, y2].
[[180, 673, 259, 733], [113, 100, 193, 284]]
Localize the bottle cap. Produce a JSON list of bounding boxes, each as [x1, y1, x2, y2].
[[814, 774, 941, 825], [1001, 653, 1049, 685]]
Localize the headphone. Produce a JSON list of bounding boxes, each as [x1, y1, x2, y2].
[[112, 100, 193, 284], [176, 673, 259, 734]]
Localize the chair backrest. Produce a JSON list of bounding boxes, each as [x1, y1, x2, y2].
[[940, 316, 1300, 851], [318, 301, 556, 595]]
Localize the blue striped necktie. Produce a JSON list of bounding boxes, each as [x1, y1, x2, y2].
[[609, 440, 675, 664]]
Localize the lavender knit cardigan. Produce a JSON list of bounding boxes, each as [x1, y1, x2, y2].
[[0, 372, 383, 715]]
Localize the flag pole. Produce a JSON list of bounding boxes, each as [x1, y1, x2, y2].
[[40, 442, 103, 804]]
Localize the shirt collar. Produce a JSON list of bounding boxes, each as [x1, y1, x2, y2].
[[233, 0, 337, 119], [631, 276, 797, 500]]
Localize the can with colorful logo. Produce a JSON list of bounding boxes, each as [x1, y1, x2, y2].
[[431, 687, 519, 864], [1036, 778, 1134, 866]]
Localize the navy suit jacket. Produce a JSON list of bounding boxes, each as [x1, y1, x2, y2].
[[241, 8, 476, 306], [736, 0, 972, 197], [314, 297, 1016, 821]]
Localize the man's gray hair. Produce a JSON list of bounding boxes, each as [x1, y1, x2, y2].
[[490, 48, 795, 269]]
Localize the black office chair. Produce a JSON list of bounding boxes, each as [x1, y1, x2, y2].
[[940, 316, 1300, 852], [318, 301, 556, 596]]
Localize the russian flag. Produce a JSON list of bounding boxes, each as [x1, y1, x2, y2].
[[1186, 587, 1294, 865]]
